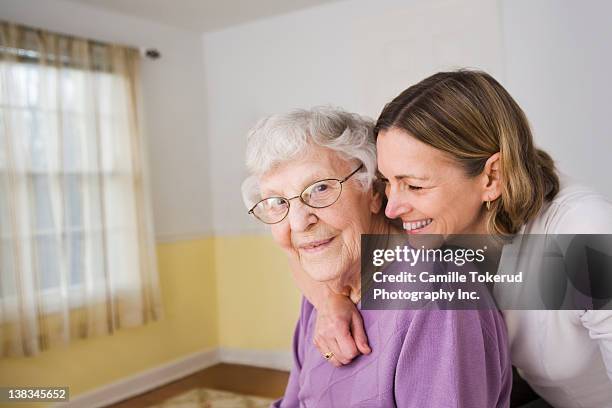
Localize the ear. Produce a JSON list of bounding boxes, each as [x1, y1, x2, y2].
[[369, 189, 383, 214], [481, 152, 502, 203]]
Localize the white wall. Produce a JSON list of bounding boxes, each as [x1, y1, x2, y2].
[[203, 0, 612, 236], [4, 0, 610, 239], [0, 0, 213, 241], [501, 0, 612, 198], [203, 0, 505, 235]]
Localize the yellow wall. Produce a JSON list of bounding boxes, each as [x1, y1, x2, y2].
[[215, 235, 301, 350], [0, 235, 301, 405]]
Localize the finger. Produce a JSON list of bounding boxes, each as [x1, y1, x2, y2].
[[331, 338, 352, 365], [335, 328, 359, 362], [314, 336, 342, 367], [351, 311, 371, 354]]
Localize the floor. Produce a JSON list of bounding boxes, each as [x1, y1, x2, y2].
[[108, 363, 289, 408], [106, 363, 540, 407]]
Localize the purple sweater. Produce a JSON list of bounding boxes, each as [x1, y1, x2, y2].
[[273, 299, 511, 407]]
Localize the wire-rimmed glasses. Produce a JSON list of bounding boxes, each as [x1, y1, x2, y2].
[[248, 164, 364, 224]]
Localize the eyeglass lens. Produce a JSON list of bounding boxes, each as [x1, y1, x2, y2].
[[253, 179, 342, 224]]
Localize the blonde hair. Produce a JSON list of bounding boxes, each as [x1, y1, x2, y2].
[[374, 70, 559, 235]]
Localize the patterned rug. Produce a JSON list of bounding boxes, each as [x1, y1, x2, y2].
[[149, 387, 276, 408]]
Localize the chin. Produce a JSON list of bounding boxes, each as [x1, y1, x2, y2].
[[302, 263, 340, 282]]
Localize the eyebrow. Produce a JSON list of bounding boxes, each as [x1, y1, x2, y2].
[[376, 169, 429, 181], [394, 174, 429, 181], [262, 172, 336, 198]]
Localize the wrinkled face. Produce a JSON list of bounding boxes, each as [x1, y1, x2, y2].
[[377, 127, 487, 236], [259, 146, 380, 282]]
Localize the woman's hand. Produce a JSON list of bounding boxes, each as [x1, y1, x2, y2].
[[313, 291, 371, 367], [287, 257, 371, 366]]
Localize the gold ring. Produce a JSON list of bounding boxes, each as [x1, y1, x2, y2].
[[323, 351, 334, 360]]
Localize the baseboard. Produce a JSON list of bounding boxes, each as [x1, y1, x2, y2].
[[61, 348, 220, 408], [218, 347, 293, 371], [58, 347, 292, 408]]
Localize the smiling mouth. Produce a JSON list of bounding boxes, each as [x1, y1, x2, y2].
[[299, 237, 335, 253], [403, 218, 433, 233]]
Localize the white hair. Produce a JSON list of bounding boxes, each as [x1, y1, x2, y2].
[[241, 106, 377, 209]]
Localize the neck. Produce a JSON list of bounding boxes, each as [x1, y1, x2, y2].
[[326, 262, 362, 303]]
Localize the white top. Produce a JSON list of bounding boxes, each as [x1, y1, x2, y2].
[[502, 177, 612, 408]]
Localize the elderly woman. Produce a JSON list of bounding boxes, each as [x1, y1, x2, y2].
[[242, 107, 511, 407], [309, 71, 612, 408]]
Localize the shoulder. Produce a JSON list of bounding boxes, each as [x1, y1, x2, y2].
[[299, 297, 315, 322], [526, 175, 612, 234], [391, 310, 511, 407], [295, 297, 316, 335], [394, 309, 507, 345]]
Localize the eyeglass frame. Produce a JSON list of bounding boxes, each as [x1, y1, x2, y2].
[[248, 163, 364, 224]]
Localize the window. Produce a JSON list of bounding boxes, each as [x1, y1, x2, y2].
[[0, 23, 161, 357]]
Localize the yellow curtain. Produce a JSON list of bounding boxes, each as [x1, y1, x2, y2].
[[0, 22, 162, 357]]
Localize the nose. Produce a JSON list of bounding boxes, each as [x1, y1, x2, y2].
[[287, 200, 317, 232], [385, 186, 412, 219]]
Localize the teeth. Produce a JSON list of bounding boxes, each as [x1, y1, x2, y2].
[[403, 218, 432, 231]]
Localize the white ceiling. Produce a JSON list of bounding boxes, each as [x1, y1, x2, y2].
[[65, 0, 343, 32]]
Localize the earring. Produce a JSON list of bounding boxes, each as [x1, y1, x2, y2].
[[486, 200, 491, 211]]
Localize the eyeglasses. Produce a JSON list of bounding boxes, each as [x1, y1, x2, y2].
[[248, 164, 364, 224]]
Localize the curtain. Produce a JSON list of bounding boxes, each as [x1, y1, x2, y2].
[[0, 22, 162, 357]]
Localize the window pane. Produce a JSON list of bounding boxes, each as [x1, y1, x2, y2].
[[0, 172, 8, 239], [28, 109, 46, 170], [0, 238, 17, 298], [60, 68, 87, 114], [31, 174, 55, 232], [0, 61, 8, 106], [62, 112, 86, 173], [36, 235, 59, 290], [64, 174, 82, 229], [0, 108, 6, 170], [29, 110, 59, 173], [5, 62, 27, 107], [23, 63, 41, 108], [77, 174, 103, 231], [87, 230, 105, 284], [68, 231, 83, 286]]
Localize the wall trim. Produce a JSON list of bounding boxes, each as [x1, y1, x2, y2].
[[58, 348, 292, 408], [218, 347, 293, 371], [155, 231, 215, 244], [61, 348, 220, 408], [154, 229, 272, 244]]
